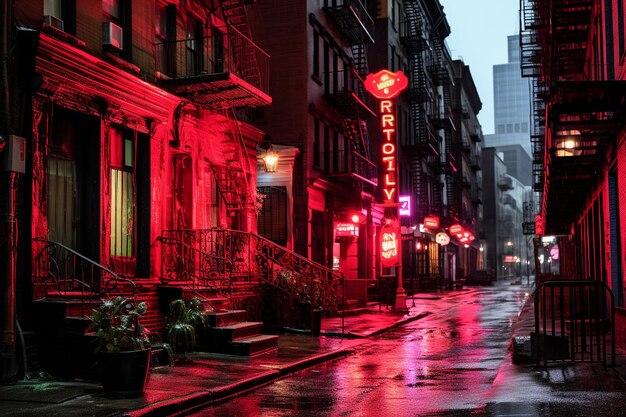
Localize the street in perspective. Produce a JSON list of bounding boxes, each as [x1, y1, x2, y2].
[[187, 282, 626, 417]]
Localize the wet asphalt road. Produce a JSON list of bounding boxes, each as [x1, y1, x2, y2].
[[189, 283, 626, 416]]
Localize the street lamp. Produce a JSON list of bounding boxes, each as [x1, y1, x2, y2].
[[262, 145, 279, 173]]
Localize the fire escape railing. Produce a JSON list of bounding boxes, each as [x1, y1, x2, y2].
[[160, 229, 344, 315], [32, 238, 136, 300], [324, 149, 378, 185], [154, 25, 270, 96]]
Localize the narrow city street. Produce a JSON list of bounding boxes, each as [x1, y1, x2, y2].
[[189, 283, 626, 417]]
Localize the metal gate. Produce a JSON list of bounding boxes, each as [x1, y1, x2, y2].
[[534, 280, 615, 367]]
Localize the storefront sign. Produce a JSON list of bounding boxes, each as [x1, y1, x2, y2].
[[449, 224, 463, 235], [335, 222, 359, 237], [504, 255, 517, 263], [365, 70, 407, 270], [399, 195, 411, 216], [424, 216, 440, 229], [381, 226, 399, 267], [435, 232, 450, 246]]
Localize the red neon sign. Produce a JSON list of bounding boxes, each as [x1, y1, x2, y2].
[[381, 229, 399, 266], [423, 216, 440, 229], [335, 222, 359, 237], [380, 99, 398, 203], [364, 70, 409, 100], [449, 224, 463, 235]]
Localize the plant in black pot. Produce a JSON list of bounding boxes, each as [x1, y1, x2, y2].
[[89, 296, 151, 399], [165, 298, 205, 361]]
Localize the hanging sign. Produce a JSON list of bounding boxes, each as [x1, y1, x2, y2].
[[364, 69, 409, 100], [335, 222, 359, 237], [436, 232, 450, 246], [423, 216, 440, 229], [399, 195, 411, 216], [381, 224, 400, 267]]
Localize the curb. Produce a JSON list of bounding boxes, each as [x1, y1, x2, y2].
[[365, 311, 431, 337], [124, 348, 355, 417]]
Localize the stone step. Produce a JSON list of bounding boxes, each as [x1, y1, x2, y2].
[[212, 321, 263, 342], [205, 310, 247, 327], [229, 334, 280, 356]]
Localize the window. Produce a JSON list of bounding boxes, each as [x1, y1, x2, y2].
[[314, 117, 320, 168], [103, 0, 131, 59], [44, 0, 76, 34], [110, 128, 136, 262], [156, 2, 176, 76], [313, 29, 320, 79]]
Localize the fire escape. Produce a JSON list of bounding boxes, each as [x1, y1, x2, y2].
[[324, 0, 377, 187], [401, 1, 450, 223], [518, 0, 626, 234], [155, 1, 271, 214]]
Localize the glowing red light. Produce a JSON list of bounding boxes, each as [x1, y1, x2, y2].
[[364, 69, 409, 99], [449, 224, 463, 235]]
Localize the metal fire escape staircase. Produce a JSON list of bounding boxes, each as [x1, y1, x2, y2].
[[210, 106, 253, 213], [401, 2, 433, 221], [205, 1, 261, 213], [220, 0, 262, 92], [324, 0, 375, 159]]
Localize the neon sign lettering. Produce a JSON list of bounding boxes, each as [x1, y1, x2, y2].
[[380, 99, 397, 204], [381, 232, 398, 259]]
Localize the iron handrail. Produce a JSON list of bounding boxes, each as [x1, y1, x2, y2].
[[158, 235, 234, 303], [32, 237, 136, 299]]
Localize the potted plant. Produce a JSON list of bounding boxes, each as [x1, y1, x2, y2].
[[165, 298, 208, 359], [89, 296, 151, 398]]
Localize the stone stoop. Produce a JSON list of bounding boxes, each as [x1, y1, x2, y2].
[[339, 299, 369, 316], [204, 310, 279, 356], [32, 299, 101, 380]]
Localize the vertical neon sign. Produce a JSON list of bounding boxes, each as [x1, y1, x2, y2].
[[364, 70, 408, 267]]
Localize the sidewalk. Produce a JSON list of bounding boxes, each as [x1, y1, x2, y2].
[[0, 293, 447, 417]]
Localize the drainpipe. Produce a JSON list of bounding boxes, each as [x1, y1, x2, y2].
[[0, 0, 9, 132], [0, 0, 18, 384]]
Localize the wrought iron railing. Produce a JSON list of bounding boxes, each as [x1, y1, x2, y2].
[[32, 238, 136, 300], [154, 25, 270, 95], [160, 229, 344, 314], [324, 149, 378, 185], [158, 235, 233, 300], [324, 68, 376, 116]]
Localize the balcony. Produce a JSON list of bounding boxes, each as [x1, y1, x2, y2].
[[324, 69, 376, 119], [470, 154, 481, 171], [324, 0, 375, 45], [429, 109, 455, 131], [155, 26, 271, 109], [502, 194, 517, 210], [498, 175, 514, 191], [323, 150, 378, 186]]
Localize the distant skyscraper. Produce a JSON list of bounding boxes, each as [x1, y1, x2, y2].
[[484, 35, 532, 161]]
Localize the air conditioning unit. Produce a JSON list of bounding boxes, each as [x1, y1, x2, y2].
[[103, 21, 123, 50], [44, 15, 64, 31]]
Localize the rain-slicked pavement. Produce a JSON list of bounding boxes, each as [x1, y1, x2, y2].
[[191, 283, 626, 417]]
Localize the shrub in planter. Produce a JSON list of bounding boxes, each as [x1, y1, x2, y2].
[[89, 296, 151, 398], [165, 298, 208, 359]]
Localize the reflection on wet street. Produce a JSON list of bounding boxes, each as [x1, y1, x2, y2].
[[190, 283, 626, 416]]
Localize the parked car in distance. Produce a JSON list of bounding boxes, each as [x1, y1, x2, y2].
[[464, 270, 497, 286]]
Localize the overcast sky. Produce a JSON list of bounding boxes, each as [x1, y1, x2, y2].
[[439, 0, 520, 135]]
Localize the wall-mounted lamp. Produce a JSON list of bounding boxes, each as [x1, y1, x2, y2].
[[262, 145, 279, 173]]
